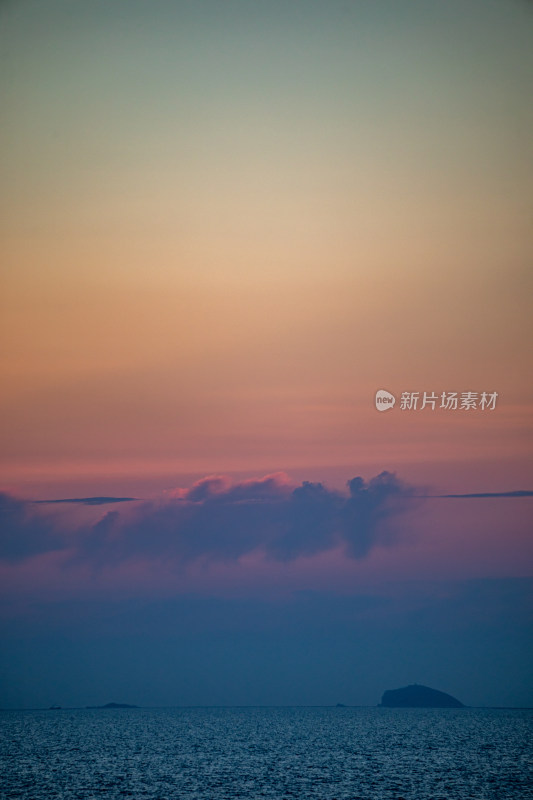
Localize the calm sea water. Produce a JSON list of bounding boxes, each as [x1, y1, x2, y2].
[[1, 707, 531, 799]]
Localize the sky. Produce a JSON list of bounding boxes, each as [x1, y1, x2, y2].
[[0, 0, 532, 709]]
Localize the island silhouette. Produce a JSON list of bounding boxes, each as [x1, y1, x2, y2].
[[379, 684, 465, 708]]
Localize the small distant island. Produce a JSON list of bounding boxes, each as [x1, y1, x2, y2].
[[85, 702, 139, 709], [379, 684, 465, 708]]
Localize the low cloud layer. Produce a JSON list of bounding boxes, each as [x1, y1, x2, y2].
[[434, 491, 533, 499], [1, 471, 417, 567], [34, 497, 137, 506], [0, 492, 65, 562]]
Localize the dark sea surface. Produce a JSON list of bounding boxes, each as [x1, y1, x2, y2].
[[1, 706, 532, 800]]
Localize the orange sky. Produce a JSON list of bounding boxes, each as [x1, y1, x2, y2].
[[1, 0, 532, 498]]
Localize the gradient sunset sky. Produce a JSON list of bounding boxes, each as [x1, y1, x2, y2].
[[0, 0, 532, 709]]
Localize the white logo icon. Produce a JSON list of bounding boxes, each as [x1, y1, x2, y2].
[[375, 389, 396, 411]]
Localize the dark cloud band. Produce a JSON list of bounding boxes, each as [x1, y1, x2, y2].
[[1, 472, 415, 566], [33, 497, 137, 505]]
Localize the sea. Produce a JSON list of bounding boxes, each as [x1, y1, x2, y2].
[[1, 706, 531, 799]]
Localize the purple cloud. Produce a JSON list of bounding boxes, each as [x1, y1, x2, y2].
[[0, 472, 421, 569]]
